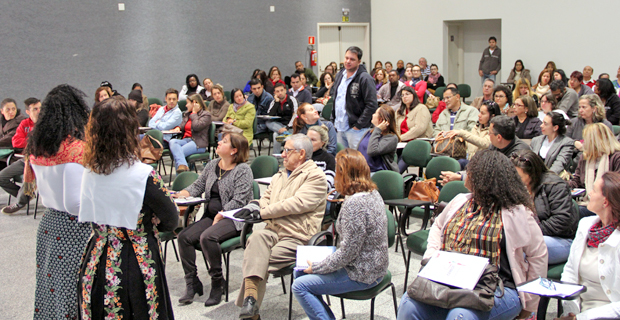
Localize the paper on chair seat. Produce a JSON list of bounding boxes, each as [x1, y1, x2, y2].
[[295, 246, 337, 271], [417, 251, 489, 290]]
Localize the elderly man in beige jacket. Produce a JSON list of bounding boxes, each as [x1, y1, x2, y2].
[[234, 134, 327, 320]]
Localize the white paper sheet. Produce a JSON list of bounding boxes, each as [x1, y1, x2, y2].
[[517, 277, 585, 298], [173, 197, 205, 205], [417, 251, 489, 290], [220, 208, 245, 221], [295, 246, 337, 271]]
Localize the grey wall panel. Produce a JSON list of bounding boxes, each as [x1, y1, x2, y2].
[[0, 0, 370, 108]]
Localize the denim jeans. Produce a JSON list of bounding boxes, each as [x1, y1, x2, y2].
[[482, 74, 496, 85], [169, 138, 206, 168], [292, 268, 383, 320], [544, 236, 573, 265], [397, 287, 522, 320], [266, 121, 288, 154], [337, 127, 370, 150]]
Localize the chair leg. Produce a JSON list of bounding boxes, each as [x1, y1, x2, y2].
[[171, 240, 179, 262], [288, 273, 293, 320], [7, 194, 10, 205], [26, 200, 30, 216], [280, 275, 287, 294], [370, 297, 376, 320], [557, 298, 563, 317], [391, 283, 398, 318], [224, 251, 231, 302], [267, 140, 272, 155], [340, 297, 346, 319], [168, 158, 174, 187], [34, 194, 39, 219], [163, 241, 168, 261], [537, 296, 550, 320], [325, 295, 331, 306], [404, 251, 412, 294]]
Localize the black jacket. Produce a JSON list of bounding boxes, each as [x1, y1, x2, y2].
[[488, 137, 531, 157], [513, 116, 542, 139], [267, 95, 299, 127], [533, 173, 579, 238], [605, 93, 620, 125], [330, 64, 378, 129]]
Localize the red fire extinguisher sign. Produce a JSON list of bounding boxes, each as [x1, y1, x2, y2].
[[308, 36, 315, 45]]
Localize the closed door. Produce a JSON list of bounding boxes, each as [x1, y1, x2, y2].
[[317, 23, 369, 74]]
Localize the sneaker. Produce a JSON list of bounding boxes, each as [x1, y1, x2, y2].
[[2, 203, 25, 215], [275, 132, 291, 143]]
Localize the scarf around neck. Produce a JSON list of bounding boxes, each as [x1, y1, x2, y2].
[[587, 221, 616, 248], [233, 100, 247, 112], [24, 138, 85, 197], [428, 73, 442, 84]]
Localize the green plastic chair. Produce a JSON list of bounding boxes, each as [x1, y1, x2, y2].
[[371, 170, 404, 201], [160, 171, 199, 262], [252, 180, 260, 200], [147, 97, 162, 106], [424, 156, 460, 181], [186, 123, 216, 172], [253, 115, 272, 156], [332, 208, 398, 319], [401, 140, 432, 177], [613, 125, 620, 136], [336, 142, 345, 154], [434, 86, 446, 99], [178, 100, 187, 112], [457, 84, 471, 102], [224, 91, 231, 103], [321, 98, 334, 121], [250, 155, 279, 179]]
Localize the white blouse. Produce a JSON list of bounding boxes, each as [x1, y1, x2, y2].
[[32, 163, 84, 215]]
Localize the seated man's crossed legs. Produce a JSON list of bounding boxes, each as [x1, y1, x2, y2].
[[236, 228, 305, 319]]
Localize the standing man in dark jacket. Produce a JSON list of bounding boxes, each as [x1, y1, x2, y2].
[[330, 46, 378, 149], [478, 36, 501, 85]]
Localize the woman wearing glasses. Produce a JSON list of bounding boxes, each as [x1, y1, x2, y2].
[[512, 95, 542, 139], [493, 85, 513, 117]]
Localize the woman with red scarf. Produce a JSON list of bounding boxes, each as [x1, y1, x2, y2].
[[558, 171, 620, 320]]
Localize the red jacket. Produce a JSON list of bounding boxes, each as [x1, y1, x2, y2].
[[12, 117, 35, 149]]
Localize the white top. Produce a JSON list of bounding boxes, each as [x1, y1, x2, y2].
[[79, 162, 153, 229], [561, 216, 620, 320], [539, 136, 556, 159], [579, 246, 611, 312], [32, 163, 84, 215]]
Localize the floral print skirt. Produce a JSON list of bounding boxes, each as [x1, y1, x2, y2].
[[34, 208, 92, 320], [78, 220, 174, 320]]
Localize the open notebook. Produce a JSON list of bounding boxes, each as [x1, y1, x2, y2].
[[295, 246, 337, 271]]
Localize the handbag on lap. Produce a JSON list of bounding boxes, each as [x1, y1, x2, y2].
[[433, 135, 467, 159]]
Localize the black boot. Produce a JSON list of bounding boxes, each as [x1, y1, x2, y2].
[[204, 276, 225, 306], [178, 273, 204, 305]]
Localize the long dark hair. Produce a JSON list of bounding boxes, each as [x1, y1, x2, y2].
[[374, 105, 400, 139], [84, 96, 140, 175], [466, 149, 534, 215], [597, 78, 616, 101], [25, 84, 90, 157], [511, 59, 525, 73], [510, 149, 548, 191], [397, 86, 421, 116], [186, 74, 199, 91]]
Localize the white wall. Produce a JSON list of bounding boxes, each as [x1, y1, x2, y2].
[[371, 0, 620, 98]]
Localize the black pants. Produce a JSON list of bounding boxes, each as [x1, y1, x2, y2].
[[0, 159, 29, 205], [177, 217, 240, 279]]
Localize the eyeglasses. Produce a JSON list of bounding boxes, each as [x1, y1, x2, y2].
[[513, 103, 524, 108], [444, 95, 454, 101], [282, 148, 299, 155], [495, 95, 506, 99]]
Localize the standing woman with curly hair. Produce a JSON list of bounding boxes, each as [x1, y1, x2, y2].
[[398, 149, 548, 320], [24, 84, 93, 320], [78, 96, 178, 319]]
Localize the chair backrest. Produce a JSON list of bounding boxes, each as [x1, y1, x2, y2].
[[209, 123, 216, 147], [336, 142, 345, 153], [147, 97, 163, 106], [371, 170, 404, 200], [425, 156, 461, 181], [438, 180, 469, 203], [250, 155, 279, 179], [457, 84, 471, 99], [178, 100, 187, 112], [253, 181, 260, 200], [321, 99, 333, 120], [224, 91, 232, 103], [386, 208, 396, 248], [434, 86, 446, 99], [172, 171, 199, 191], [145, 129, 164, 145], [402, 140, 432, 168], [613, 125, 620, 136]]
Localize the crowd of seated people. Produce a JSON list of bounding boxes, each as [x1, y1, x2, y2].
[[4, 54, 620, 320]]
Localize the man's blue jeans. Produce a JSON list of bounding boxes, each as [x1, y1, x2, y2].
[[482, 74, 496, 85], [292, 268, 383, 320], [397, 287, 521, 320], [169, 138, 206, 168], [336, 127, 370, 150]]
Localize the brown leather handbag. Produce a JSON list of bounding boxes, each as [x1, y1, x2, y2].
[[407, 261, 503, 312], [407, 178, 439, 203], [434, 135, 467, 159], [140, 134, 163, 164]]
